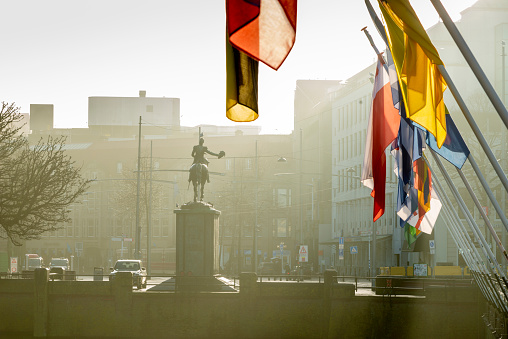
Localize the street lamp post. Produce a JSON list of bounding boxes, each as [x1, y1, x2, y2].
[[254, 140, 259, 273], [135, 116, 142, 260]]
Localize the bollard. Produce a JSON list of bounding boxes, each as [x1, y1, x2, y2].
[[322, 269, 337, 339], [111, 271, 133, 337], [239, 272, 258, 296], [34, 268, 49, 337]]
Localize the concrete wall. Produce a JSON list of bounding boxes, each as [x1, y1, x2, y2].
[[0, 269, 485, 338]]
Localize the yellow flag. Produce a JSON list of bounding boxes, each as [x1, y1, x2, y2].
[[379, 0, 447, 148]]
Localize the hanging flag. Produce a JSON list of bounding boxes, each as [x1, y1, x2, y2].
[[225, 0, 297, 122], [426, 111, 470, 169], [226, 0, 297, 70], [404, 223, 420, 247], [226, 37, 259, 122], [407, 186, 442, 234], [403, 156, 441, 234], [362, 58, 401, 221], [392, 115, 416, 225], [386, 50, 401, 110], [413, 157, 432, 220], [379, 0, 448, 148]]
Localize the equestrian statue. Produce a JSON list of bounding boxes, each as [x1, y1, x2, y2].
[[189, 137, 225, 202]]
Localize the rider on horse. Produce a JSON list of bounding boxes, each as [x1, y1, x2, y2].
[[189, 137, 224, 183]]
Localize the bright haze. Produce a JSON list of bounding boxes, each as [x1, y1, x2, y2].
[[1, 0, 476, 134]]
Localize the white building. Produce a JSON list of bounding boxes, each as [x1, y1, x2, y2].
[[329, 0, 508, 275]]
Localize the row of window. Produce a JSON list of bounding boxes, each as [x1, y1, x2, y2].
[[225, 158, 253, 171], [333, 195, 395, 237], [336, 131, 366, 163], [221, 217, 293, 239], [334, 95, 370, 134], [41, 224, 171, 239]]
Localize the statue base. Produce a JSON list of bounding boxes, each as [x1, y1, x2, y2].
[[174, 202, 228, 292]]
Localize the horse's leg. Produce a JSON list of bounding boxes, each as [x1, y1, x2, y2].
[[200, 183, 205, 201], [193, 181, 198, 202]]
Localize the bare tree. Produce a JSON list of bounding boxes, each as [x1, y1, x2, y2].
[[112, 156, 164, 234], [0, 102, 90, 245]]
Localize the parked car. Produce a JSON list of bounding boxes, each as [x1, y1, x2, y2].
[[49, 258, 70, 280], [109, 259, 147, 289], [258, 261, 277, 275], [290, 265, 312, 280]]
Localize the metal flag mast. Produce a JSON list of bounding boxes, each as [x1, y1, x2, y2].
[[360, 1, 508, 313], [429, 0, 508, 129], [362, 0, 508, 254], [364, 0, 508, 195]]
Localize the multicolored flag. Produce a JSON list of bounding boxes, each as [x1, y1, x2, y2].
[[426, 111, 470, 169], [226, 0, 297, 70], [362, 58, 401, 221], [226, 0, 297, 122], [405, 157, 441, 234], [379, 0, 448, 148], [404, 223, 420, 247], [226, 37, 259, 122]]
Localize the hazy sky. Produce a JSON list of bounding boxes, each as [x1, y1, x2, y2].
[[1, 0, 477, 134]]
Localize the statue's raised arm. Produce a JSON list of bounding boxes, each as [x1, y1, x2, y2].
[[191, 137, 225, 165]]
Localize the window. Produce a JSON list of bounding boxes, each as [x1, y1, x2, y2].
[[273, 188, 291, 208], [226, 159, 232, 171], [274, 218, 288, 237], [245, 158, 252, 170], [87, 218, 95, 237], [146, 105, 153, 113], [117, 162, 123, 174], [162, 219, 169, 237]]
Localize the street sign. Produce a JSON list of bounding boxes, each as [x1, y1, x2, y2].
[[429, 240, 435, 255], [338, 248, 344, 260], [350, 246, 358, 254], [339, 237, 344, 249], [75, 242, 83, 257], [414, 264, 428, 277], [299, 245, 308, 263], [10, 257, 18, 273]]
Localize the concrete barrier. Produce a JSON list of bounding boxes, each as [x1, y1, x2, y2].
[[0, 271, 485, 338]]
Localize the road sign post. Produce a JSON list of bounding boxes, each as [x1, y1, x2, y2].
[[299, 245, 308, 263], [10, 257, 18, 274]]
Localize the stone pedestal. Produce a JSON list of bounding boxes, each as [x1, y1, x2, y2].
[[174, 202, 224, 291]]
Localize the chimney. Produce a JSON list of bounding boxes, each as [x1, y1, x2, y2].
[[139, 90, 146, 97]]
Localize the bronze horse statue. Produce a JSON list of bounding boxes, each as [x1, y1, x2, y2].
[[188, 137, 225, 202], [189, 162, 209, 202]]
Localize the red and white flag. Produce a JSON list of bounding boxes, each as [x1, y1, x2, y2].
[[361, 59, 400, 221], [226, 0, 297, 70]]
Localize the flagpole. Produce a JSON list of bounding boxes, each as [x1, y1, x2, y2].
[[455, 164, 508, 263], [467, 154, 508, 233], [427, 151, 508, 291], [429, 156, 508, 310], [438, 192, 503, 309], [437, 65, 508, 193], [431, 164, 508, 311], [364, 0, 508, 194], [429, 0, 508, 129], [361, 27, 388, 72]]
